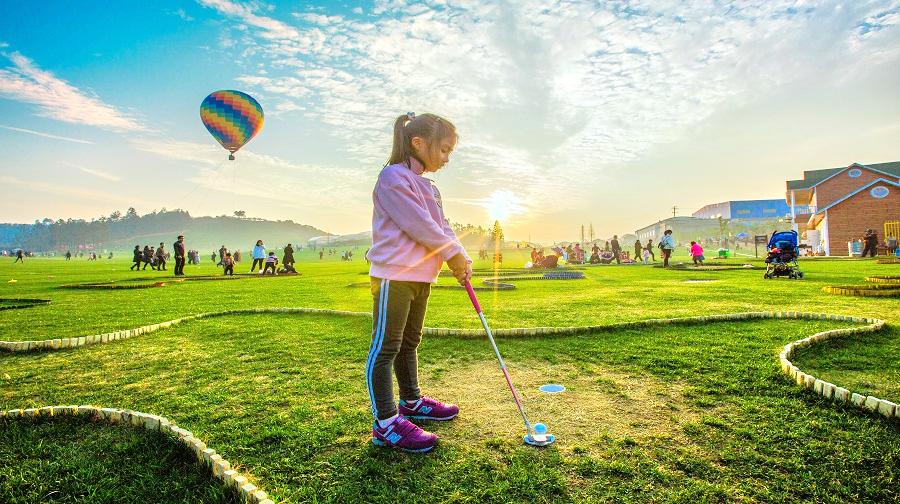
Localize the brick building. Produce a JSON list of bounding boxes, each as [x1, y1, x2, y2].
[[786, 161, 900, 255]]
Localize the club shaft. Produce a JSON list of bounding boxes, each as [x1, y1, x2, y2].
[[472, 294, 532, 433]]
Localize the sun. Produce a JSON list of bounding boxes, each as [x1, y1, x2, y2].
[[485, 190, 522, 222]]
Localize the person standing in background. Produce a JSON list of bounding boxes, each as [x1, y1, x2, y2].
[[173, 235, 186, 276], [156, 242, 167, 271]]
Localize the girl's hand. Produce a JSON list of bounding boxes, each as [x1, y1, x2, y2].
[[457, 261, 472, 286], [447, 253, 470, 286]]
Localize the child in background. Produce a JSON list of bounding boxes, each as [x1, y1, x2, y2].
[[642, 248, 650, 264], [690, 241, 705, 266], [222, 252, 235, 276], [263, 251, 278, 275], [366, 112, 471, 454]]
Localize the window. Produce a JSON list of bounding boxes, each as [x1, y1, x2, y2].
[[870, 186, 889, 199], [763, 208, 776, 214], [848, 168, 862, 178], [737, 209, 750, 215]]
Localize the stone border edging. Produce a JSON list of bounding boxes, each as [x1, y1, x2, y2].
[[654, 263, 763, 271], [865, 276, 900, 283], [0, 405, 273, 504], [58, 273, 300, 290], [0, 298, 51, 311], [823, 275, 900, 298], [775, 313, 897, 421], [0, 307, 369, 352], [348, 271, 585, 291]]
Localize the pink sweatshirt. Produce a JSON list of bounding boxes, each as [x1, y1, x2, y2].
[[690, 243, 704, 257], [368, 158, 469, 283]]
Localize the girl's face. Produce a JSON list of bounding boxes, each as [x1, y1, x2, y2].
[[411, 135, 456, 173]]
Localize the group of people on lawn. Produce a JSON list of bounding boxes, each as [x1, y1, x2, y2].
[[129, 236, 298, 276], [529, 230, 696, 268]]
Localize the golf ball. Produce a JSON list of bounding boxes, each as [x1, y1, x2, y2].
[[533, 423, 547, 434]]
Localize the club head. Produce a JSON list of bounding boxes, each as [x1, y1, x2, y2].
[[523, 433, 556, 447]]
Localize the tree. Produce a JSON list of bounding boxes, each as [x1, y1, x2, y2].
[[717, 216, 728, 238], [491, 220, 504, 248], [125, 207, 139, 219], [234, 210, 246, 218]]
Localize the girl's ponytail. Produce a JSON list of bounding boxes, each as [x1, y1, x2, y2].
[[386, 114, 413, 167]]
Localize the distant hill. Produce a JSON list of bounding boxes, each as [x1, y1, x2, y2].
[[0, 209, 329, 252]]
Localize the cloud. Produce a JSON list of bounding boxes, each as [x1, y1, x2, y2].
[[129, 137, 369, 218], [0, 52, 145, 131], [0, 175, 131, 203], [199, 0, 900, 223], [170, 8, 194, 21], [198, 0, 306, 42], [61, 162, 122, 182], [0, 124, 94, 144]]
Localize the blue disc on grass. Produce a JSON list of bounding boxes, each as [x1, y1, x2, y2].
[[539, 384, 565, 393]]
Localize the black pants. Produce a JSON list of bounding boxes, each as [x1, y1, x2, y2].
[[224, 265, 233, 276], [663, 249, 672, 267], [263, 263, 276, 274], [862, 243, 877, 258], [646, 248, 656, 261], [174, 256, 185, 275], [251, 258, 264, 271], [131, 261, 140, 270], [367, 278, 430, 421], [142, 260, 150, 270], [613, 249, 621, 264], [157, 258, 166, 270], [14, 257, 23, 263]]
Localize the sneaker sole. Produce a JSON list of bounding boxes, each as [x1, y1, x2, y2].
[[404, 412, 458, 421], [372, 438, 435, 453]]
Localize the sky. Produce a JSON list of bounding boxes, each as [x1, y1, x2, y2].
[[0, 0, 898, 242]]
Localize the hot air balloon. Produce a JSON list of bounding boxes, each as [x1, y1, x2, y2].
[[200, 90, 264, 160]]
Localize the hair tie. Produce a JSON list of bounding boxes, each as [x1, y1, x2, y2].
[[406, 112, 415, 120]]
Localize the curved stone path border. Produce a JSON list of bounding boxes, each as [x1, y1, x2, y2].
[[1, 307, 895, 502], [865, 275, 900, 283], [58, 273, 300, 290], [0, 298, 51, 311], [654, 263, 763, 271], [349, 271, 585, 291], [0, 405, 274, 504], [436, 267, 587, 277], [876, 258, 900, 264], [823, 276, 900, 298]]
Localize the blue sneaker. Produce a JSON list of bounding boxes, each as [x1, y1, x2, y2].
[[372, 415, 438, 453]]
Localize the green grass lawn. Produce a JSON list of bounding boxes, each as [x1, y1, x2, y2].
[[0, 251, 897, 503]]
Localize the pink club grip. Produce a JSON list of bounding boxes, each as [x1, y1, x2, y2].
[[464, 280, 482, 313]]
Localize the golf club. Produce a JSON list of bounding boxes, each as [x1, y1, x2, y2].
[[463, 279, 555, 447]]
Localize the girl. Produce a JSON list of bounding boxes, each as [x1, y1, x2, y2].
[[251, 240, 266, 273], [366, 112, 471, 453]]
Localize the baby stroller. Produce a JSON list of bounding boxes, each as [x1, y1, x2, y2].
[[764, 230, 804, 279]]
